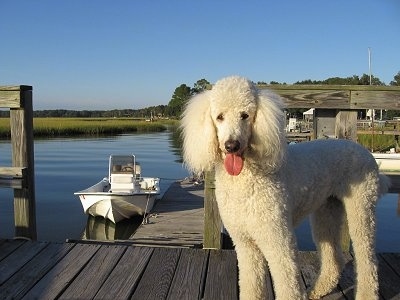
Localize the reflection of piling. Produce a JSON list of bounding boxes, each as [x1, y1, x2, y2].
[[0, 85, 36, 240], [398, 194, 400, 216]]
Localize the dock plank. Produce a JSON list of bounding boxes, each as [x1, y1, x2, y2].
[[0, 241, 47, 285], [0, 239, 25, 260], [131, 247, 181, 299], [167, 248, 208, 299], [380, 253, 400, 275], [203, 249, 238, 300], [59, 244, 126, 299], [22, 243, 101, 300], [131, 182, 204, 247], [377, 254, 400, 299], [0, 242, 73, 299], [94, 246, 154, 299]]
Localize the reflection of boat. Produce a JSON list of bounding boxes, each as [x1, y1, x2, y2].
[[82, 215, 141, 240], [373, 153, 400, 173], [74, 155, 160, 223]]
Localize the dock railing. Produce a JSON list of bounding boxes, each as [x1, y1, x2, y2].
[[0, 85, 36, 240], [203, 84, 400, 249]]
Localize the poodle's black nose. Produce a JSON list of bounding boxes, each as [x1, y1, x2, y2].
[[225, 140, 240, 153]]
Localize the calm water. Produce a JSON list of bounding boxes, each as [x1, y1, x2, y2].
[[0, 131, 399, 251]]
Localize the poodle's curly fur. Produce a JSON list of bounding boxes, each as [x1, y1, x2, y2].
[[181, 76, 390, 300]]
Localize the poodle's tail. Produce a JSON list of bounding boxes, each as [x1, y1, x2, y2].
[[378, 173, 391, 196]]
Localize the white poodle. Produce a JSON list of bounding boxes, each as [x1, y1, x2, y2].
[[181, 76, 390, 300]]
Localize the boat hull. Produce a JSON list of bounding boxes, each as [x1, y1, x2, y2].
[[75, 177, 160, 223], [373, 153, 400, 173]]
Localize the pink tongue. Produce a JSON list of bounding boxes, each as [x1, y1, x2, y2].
[[224, 153, 244, 176]]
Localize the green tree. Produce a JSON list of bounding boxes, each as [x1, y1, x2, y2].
[[193, 79, 211, 94], [167, 84, 192, 117], [359, 73, 384, 85], [390, 71, 400, 86]]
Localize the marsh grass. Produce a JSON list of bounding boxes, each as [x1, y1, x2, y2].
[[357, 133, 398, 152], [0, 118, 174, 138]]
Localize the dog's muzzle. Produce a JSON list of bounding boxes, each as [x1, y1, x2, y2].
[[224, 140, 244, 176], [225, 140, 241, 153]]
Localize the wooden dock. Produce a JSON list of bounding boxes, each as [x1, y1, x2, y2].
[[0, 239, 399, 299], [2, 84, 400, 299], [130, 181, 204, 248]]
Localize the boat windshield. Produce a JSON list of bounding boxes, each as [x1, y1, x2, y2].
[[109, 155, 136, 174]]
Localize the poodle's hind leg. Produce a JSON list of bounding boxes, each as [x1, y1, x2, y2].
[[309, 197, 346, 299], [343, 190, 379, 300], [234, 238, 270, 300]]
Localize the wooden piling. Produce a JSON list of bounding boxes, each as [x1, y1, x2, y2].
[[203, 170, 222, 249], [0, 85, 36, 240]]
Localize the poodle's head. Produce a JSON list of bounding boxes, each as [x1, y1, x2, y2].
[[181, 76, 287, 176]]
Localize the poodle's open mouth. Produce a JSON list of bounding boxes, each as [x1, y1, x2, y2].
[[224, 153, 244, 176]]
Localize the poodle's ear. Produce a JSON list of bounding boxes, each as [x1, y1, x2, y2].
[[181, 91, 219, 175], [251, 89, 287, 172]]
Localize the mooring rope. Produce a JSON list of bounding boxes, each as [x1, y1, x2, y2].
[[142, 193, 151, 225]]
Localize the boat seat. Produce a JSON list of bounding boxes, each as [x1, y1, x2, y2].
[[111, 175, 134, 184], [110, 173, 137, 192]]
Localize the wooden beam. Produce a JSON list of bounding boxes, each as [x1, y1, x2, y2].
[[0, 85, 32, 108], [0, 167, 27, 189], [351, 90, 400, 109], [258, 85, 400, 110], [0, 167, 26, 177]]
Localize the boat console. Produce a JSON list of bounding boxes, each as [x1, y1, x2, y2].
[[109, 155, 141, 193]]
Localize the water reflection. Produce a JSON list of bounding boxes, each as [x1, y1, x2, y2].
[[83, 215, 142, 240], [167, 125, 184, 163]]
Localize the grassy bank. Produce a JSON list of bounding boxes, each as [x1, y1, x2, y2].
[[357, 133, 398, 152], [0, 118, 179, 139]]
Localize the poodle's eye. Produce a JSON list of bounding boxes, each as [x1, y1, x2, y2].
[[217, 113, 224, 121], [240, 112, 249, 120]]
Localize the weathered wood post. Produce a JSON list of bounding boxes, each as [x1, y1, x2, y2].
[[313, 108, 357, 251], [0, 85, 36, 239], [336, 110, 357, 251], [203, 170, 223, 249]]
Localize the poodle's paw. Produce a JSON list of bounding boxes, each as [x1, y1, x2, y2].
[[308, 272, 340, 299], [308, 283, 336, 299], [308, 289, 325, 299]]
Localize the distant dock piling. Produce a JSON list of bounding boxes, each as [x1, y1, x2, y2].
[[0, 85, 36, 240]]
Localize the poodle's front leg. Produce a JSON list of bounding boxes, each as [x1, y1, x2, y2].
[[234, 238, 271, 300], [255, 226, 307, 300]]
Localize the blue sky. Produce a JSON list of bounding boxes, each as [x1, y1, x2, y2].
[[1, 1, 399, 110]]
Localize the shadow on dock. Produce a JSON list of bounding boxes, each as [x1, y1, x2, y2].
[[130, 181, 205, 248]]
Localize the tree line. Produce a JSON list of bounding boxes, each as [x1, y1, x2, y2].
[[0, 72, 399, 119], [168, 72, 400, 119]]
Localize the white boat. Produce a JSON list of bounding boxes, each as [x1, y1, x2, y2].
[[372, 152, 400, 173], [74, 155, 160, 223]]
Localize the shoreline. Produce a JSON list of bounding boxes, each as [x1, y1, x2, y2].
[[0, 118, 179, 139]]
